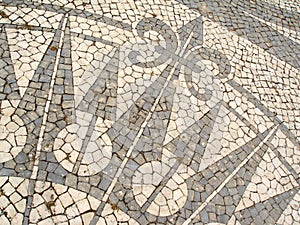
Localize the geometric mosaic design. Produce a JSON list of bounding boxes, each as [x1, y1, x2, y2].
[[0, 0, 299, 224]]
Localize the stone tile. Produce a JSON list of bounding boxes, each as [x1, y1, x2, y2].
[[0, 0, 299, 224]]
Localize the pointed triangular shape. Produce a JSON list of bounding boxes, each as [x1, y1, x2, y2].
[[43, 19, 75, 142], [199, 104, 258, 171], [164, 102, 221, 172], [133, 103, 221, 215], [70, 35, 115, 108], [164, 58, 224, 145], [99, 102, 221, 222], [178, 16, 203, 51], [6, 28, 54, 97], [187, 126, 275, 224], [19, 20, 64, 115], [12, 17, 66, 176], [127, 67, 178, 156], [235, 187, 299, 225], [92, 64, 185, 217], [76, 47, 119, 123], [53, 47, 119, 176], [0, 25, 20, 100], [236, 147, 298, 211], [108, 62, 176, 146]]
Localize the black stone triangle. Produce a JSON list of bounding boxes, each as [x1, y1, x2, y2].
[[184, 126, 276, 224], [235, 187, 299, 225], [0, 24, 20, 100]]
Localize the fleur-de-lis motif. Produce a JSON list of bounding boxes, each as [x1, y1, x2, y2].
[[87, 15, 236, 224]]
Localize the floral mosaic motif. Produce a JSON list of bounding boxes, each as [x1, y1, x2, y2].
[[0, 0, 299, 224]]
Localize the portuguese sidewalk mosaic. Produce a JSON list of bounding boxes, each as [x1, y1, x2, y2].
[[0, 0, 299, 224]]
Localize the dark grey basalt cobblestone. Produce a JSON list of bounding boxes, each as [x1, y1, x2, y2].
[[0, 0, 299, 224]]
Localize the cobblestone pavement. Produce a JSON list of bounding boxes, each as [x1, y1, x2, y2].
[[0, 0, 299, 224]]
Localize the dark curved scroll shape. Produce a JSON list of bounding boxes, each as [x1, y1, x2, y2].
[[129, 17, 178, 68], [184, 47, 231, 101]]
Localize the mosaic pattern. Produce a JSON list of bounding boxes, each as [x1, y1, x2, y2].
[[0, 0, 299, 224]]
